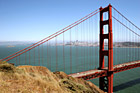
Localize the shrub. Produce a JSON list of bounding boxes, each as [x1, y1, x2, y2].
[[0, 61, 15, 73]]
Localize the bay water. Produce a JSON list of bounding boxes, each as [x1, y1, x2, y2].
[[0, 45, 140, 93]]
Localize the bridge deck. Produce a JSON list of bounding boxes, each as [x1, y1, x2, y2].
[[69, 60, 140, 80]]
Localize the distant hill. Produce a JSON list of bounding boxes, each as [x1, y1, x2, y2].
[[0, 41, 35, 46], [113, 42, 140, 47]]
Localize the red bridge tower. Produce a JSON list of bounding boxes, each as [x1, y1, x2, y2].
[[99, 4, 114, 93]]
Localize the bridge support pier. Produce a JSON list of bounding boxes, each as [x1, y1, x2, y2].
[[99, 4, 114, 93]]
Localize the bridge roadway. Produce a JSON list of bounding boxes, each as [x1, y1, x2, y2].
[[69, 60, 140, 80]]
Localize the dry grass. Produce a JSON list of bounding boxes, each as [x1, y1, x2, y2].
[[0, 62, 104, 93]]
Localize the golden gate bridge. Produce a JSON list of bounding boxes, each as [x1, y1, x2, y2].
[[1, 4, 140, 93]]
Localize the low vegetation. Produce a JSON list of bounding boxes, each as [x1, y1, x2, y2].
[[0, 61, 104, 93]]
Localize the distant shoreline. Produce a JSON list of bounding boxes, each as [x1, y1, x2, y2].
[[114, 46, 140, 48], [7, 45, 16, 48]]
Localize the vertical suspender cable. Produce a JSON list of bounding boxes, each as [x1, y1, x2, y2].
[[83, 21, 85, 71], [94, 15, 96, 69], [70, 28, 72, 73], [19, 55, 20, 65], [16, 57, 17, 65], [80, 23, 82, 72], [63, 32, 65, 72], [42, 44, 44, 65], [86, 20, 88, 70], [49, 42, 52, 70], [29, 50, 30, 65], [76, 25, 79, 72], [38, 46, 40, 65], [128, 19, 130, 62], [56, 37, 58, 71], [47, 42, 49, 68], [89, 18, 91, 70], [91, 17, 93, 69], [117, 12, 119, 64], [134, 26, 136, 61], [25, 52, 26, 64], [81, 20, 82, 71], [34, 48, 35, 65]]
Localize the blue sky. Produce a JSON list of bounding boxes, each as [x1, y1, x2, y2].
[[0, 0, 140, 41]]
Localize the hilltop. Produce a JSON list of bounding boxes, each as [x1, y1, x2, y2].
[[0, 62, 104, 93]]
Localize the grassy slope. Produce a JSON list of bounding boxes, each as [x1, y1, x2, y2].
[[0, 62, 104, 93]]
